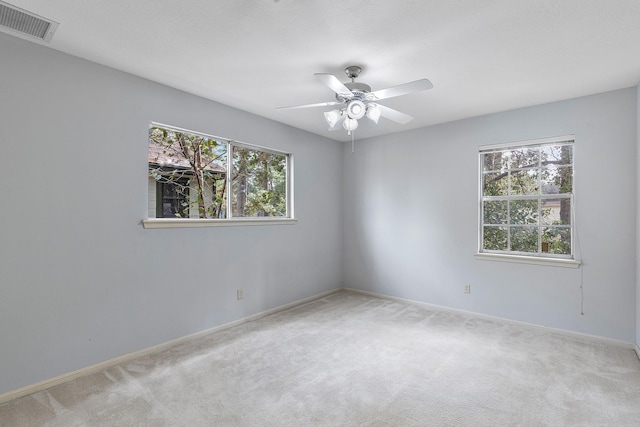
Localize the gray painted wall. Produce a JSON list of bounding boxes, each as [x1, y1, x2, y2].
[[0, 33, 343, 394], [343, 88, 637, 342]]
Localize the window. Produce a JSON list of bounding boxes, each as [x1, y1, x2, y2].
[[147, 123, 292, 223], [479, 136, 574, 259], [157, 178, 189, 218]]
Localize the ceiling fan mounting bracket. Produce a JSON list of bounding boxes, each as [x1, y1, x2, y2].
[[344, 65, 362, 80]]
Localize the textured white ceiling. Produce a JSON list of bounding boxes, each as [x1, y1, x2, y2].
[[7, 0, 640, 141]]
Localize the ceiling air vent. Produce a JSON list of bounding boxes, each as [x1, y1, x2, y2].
[[0, 1, 58, 42]]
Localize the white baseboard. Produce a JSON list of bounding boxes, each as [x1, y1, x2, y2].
[[635, 345, 640, 361], [343, 288, 637, 351], [0, 288, 341, 405]]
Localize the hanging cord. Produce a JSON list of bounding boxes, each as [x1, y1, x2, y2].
[[351, 131, 355, 153], [580, 259, 584, 315]]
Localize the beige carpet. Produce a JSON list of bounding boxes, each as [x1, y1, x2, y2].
[[1, 290, 639, 426]]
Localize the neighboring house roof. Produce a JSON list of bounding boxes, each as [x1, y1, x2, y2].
[[148, 143, 226, 173]]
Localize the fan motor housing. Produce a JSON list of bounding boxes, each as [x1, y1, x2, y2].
[[336, 82, 372, 103], [345, 82, 371, 93]]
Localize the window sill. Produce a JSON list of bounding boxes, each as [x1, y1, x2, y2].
[[474, 253, 581, 268], [142, 218, 297, 229]]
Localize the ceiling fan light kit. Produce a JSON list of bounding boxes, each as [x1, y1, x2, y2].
[[277, 65, 433, 138], [324, 109, 342, 128], [366, 104, 381, 124], [343, 116, 358, 132], [346, 100, 366, 120]]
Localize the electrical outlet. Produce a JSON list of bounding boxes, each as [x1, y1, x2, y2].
[[237, 289, 244, 300], [464, 284, 471, 294]]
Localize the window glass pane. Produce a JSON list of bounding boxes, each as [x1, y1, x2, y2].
[[482, 152, 507, 172], [483, 200, 508, 224], [510, 227, 539, 253], [540, 165, 559, 194], [509, 200, 538, 224], [542, 227, 571, 255], [541, 198, 571, 225], [508, 147, 539, 169], [483, 172, 508, 196], [541, 144, 572, 166], [509, 168, 538, 195], [541, 165, 572, 195], [232, 146, 287, 218], [557, 165, 572, 194], [148, 126, 228, 219], [483, 226, 508, 251]]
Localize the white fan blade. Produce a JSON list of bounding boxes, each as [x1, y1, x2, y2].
[[369, 78, 433, 101], [276, 101, 343, 110], [377, 105, 413, 124], [315, 73, 353, 98]]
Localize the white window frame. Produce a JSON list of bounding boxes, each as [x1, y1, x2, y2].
[[144, 123, 295, 229], [475, 135, 580, 268]]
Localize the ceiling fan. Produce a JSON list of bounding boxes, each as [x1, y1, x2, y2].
[[277, 65, 433, 135]]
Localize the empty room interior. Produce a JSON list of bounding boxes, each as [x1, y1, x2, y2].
[[1, 0, 640, 425]]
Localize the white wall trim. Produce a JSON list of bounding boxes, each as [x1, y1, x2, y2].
[[635, 345, 640, 361], [0, 288, 341, 405], [344, 288, 636, 350], [474, 253, 581, 268], [142, 217, 297, 229], [479, 134, 575, 151]]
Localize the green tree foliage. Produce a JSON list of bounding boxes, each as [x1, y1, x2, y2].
[[483, 226, 507, 251], [232, 146, 287, 217]]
